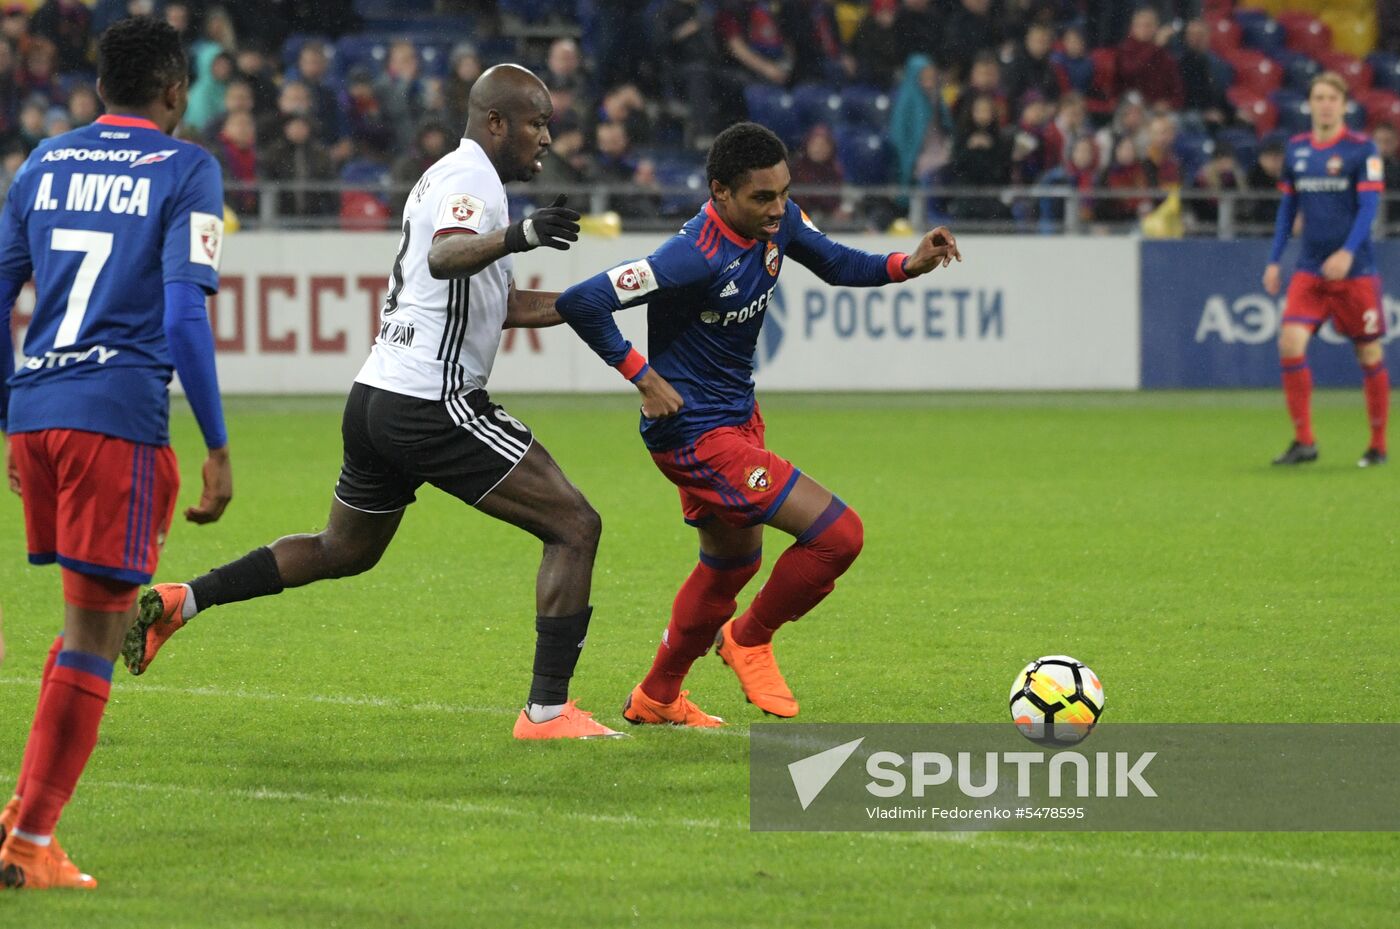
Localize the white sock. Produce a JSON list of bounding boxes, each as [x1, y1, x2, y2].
[[11, 828, 51, 846], [181, 584, 199, 620], [526, 702, 566, 723]]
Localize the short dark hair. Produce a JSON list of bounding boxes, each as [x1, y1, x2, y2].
[[98, 17, 187, 108], [706, 122, 787, 190]]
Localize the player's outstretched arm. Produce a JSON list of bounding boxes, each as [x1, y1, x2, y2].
[[429, 195, 580, 280], [504, 283, 566, 328], [785, 203, 959, 285]]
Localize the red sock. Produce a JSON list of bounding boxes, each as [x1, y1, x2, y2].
[[641, 551, 762, 703], [14, 651, 113, 838], [732, 501, 864, 647], [1362, 361, 1389, 453], [1281, 356, 1315, 445], [14, 635, 64, 800]]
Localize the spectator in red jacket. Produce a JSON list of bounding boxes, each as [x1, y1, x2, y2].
[[1114, 7, 1183, 111], [1097, 134, 1150, 222]]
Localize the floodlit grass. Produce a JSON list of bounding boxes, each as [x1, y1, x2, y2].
[[1, 391, 1395, 927]]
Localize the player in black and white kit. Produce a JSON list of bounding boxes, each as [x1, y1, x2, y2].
[[124, 65, 625, 740]]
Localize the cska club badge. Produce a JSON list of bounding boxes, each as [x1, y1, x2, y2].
[[764, 241, 780, 277]]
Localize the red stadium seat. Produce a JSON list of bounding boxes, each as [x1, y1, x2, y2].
[[339, 192, 391, 231], [1316, 51, 1372, 94], [1278, 12, 1332, 58], [1227, 87, 1280, 134], [1223, 48, 1283, 96], [1359, 88, 1400, 130], [1207, 16, 1242, 54]]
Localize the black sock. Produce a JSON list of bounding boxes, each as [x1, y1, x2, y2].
[[528, 606, 592, 706], [188, 546, 285, 612]]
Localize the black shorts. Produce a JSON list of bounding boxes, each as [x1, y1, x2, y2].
[[335, 382, 534, 512]]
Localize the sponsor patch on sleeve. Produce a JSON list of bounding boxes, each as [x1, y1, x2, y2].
[[188, 211, 223, 269], [1368, 156, 1384, 182], [606, 259, 658, 302], [437, 192, 486, 232]]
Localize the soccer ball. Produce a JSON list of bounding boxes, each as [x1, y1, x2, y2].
[[1008, 655, 1104, 745]]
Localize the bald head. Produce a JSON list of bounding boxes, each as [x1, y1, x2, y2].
[[468, 64, 550, 127], [466, 63, 554, 183]]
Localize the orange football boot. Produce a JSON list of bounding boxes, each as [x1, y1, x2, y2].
[[715, 619, 798, 717], [0, 795, 16, 845], [122, 584, 189, 675], [0, 835, 97, 890], [512, 701, 627, 740], [621, 684, 724, 727]]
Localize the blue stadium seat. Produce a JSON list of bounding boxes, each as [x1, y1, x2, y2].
[[1271, 89, 1309, 134], [1239, 17, 1284, 56], [1173, 129, 1213, 179], [653, 159, 706, 215], [1368, 52, 1400, 94], [1344, 100, 1366, 131], [334, 35, 390, 79], [1208, 54, 1235, 94], [791, 84, 841, 132], [743, 86, 802, 148], [340, 159, 390, 186], [1217, 126, 1259, 171], [839, 86, 892, 130], [1278, 51, 1320, 93], [834, 127, 888, 185]]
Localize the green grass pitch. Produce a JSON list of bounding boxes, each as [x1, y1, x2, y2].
[[1, 390, 1397, 927]]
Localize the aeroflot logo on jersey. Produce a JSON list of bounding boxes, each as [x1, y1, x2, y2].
[[41, 148, 144, 163]]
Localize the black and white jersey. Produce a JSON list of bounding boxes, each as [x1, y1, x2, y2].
[[355, 138, 512, 417]]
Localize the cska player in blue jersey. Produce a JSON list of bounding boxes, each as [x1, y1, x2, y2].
[[0, 18, 231, 889], [1264, 71, 1389, 468], [556, 123, 960, 726]]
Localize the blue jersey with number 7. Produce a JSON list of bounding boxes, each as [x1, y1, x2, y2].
[[0, 113, 224, 446]]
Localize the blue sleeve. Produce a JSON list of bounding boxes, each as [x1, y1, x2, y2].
[[556, 233, 712, 375], [1268, 157, 1296, 264], [164, 280, 227, 449], [1345, 142, 1382, 255], [0, 168, 33, 283], [0, 275, 23, 434], [162, 149, 225, 293], [784, 200, 905, 286]]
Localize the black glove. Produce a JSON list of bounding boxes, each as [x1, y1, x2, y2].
[[504, 195, 581, 253]]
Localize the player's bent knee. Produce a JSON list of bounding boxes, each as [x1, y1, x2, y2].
[[798, 501, 864, 574]]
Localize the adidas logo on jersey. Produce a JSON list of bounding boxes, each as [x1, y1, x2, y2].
[[720, 280, 739, 298]]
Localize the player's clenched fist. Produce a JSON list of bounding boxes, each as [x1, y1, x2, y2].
[[505, 194, 581, 252], [635, 368, 685, 419]]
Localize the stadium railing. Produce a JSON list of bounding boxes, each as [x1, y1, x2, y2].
[[197, 182, 1400, 239]]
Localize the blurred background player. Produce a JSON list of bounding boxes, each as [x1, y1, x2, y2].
[[0, 17, 231, 890], [127, 65, 624, 741], [1263, 72, 1389, 469], [556, 123, 960, 727]]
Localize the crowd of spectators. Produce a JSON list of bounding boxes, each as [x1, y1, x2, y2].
[[0, 0, 1396, 232]]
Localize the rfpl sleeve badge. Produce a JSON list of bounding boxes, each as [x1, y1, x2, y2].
[[606, 259, 658, 303], [437, 192, 485, 232], [189, 211, 223, 269], [1367, 156, 1384, 183]]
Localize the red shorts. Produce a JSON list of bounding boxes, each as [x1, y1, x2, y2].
[[10, 429, 179, 608], [1283, 272, 1386, 342], [650, 406, 800, 528]]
